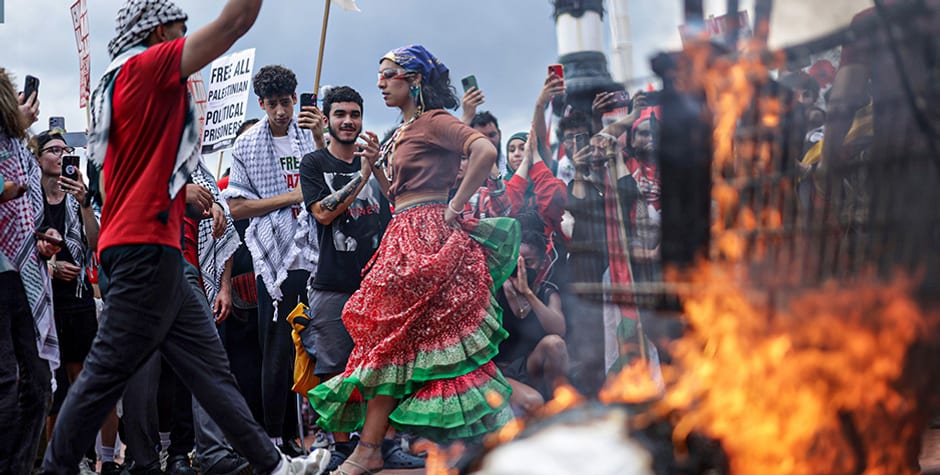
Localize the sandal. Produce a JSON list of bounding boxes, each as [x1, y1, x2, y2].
[[331, 458, 383, 475]]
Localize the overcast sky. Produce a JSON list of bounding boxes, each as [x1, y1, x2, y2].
[[0, 0, 866, 174]]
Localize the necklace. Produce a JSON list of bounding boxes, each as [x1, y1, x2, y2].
[[377, 111, 422, 182]]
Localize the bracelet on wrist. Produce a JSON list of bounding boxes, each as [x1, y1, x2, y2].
[[448, 201, 463, 214]]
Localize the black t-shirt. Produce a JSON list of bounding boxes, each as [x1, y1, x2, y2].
[[42, 197, 95, 311], [300, 148, 391, 293], [495, 281, 559, 364]]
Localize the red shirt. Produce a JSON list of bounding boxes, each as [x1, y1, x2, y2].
[[98, 38, 188, 253]]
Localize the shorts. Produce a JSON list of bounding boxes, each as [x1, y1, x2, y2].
[[300, 289, 354, 376], [496, 356, 530, 386], [54, 304, 98, 364]]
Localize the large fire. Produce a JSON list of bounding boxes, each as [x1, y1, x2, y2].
[[601, 265, 936, 475]]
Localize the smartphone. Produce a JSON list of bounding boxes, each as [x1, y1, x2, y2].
[[300, 93, 316, 108], [548, 64, 564, 81], [34, 231, 65, 248], [461, 75, 478, 93], [574, 133, 589, 154], [62, 155, 80, 182], [644, 90, 662, 107], [23, 75, 39, 101], [615, 91, 630, 106], [49, 116, 65, 131]]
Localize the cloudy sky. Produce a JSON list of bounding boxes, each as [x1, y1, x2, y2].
[[0, 0, 865, 174]]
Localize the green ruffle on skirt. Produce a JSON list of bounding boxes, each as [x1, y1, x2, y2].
[[308, 217, 520, 441], [466, 217, 521, 293]]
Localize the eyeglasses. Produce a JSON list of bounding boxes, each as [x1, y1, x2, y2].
[[378, 68, 410, 81], [40, 146, 75, 156]]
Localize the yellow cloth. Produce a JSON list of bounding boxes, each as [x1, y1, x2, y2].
[[801, 103, 874, 166], [286, 303, 320, 395]]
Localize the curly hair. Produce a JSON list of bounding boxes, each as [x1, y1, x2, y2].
[[419, 71, 459, 111], [322, 86, 364, 117], [252, 65, 297, 100], [0, 69, 25, 140]]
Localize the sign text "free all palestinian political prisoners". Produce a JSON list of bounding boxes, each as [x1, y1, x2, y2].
[[202, 48, 255, 155]]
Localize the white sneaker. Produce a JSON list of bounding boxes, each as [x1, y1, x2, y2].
[[78, 457, 98, 475], [270, 449, 330, 475]]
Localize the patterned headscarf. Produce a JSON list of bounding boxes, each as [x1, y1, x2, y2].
[[108, 0, 188, 59], [381, 44, 449, 85]]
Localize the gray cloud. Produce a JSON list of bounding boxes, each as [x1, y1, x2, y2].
[[2, 0, 752, 172]]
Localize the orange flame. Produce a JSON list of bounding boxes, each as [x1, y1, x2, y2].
[[659, 266, 934, 475], [537, 383, 585, 418], [418, 441, 464, 475], [599, 360, 663, 405], [490, 418, 525, 446]]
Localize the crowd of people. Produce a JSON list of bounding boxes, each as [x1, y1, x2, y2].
[[5, 0, 914, 474], [8, 0, 661, 469]]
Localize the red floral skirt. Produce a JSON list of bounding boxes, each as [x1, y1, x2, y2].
[[309, 203, 517, 442]]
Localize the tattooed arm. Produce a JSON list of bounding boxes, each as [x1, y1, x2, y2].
[[310, 161, 371, 226]]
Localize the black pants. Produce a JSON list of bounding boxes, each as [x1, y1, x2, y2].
[[40, 245, 280, 474], [256, 270, 307, 439], [0, 270, 52, 474], [219, 305, 264, 424]]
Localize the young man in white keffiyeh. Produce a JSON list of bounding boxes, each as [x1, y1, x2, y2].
[[222, 65, 324, 454], [39, 1, 328, 474]]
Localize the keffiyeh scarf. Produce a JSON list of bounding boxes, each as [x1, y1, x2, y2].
[[107, 0, 187, 60], [0, 134, 58, 368], [58, 194, 90, 299], [191, 161, 241, 306], [89, 1, 198, 204], [221, 120, 318, 301]]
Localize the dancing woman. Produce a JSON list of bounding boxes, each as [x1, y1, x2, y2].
[[310, 44, 519, 475]]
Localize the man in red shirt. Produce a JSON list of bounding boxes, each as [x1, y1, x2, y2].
[[40, 1, 327, 474]]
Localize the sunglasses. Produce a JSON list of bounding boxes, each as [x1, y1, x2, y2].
[[40, 146, 75, 156], [378, 68, 411, 81]]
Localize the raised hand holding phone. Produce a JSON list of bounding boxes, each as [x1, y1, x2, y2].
[[461, 75, 478, 93], [460, 78, 485, 124], [17, 76, 40, 128]]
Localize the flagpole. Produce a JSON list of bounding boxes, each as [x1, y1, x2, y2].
[[216, 151, 224, 179], [314, 0, 333, 101]]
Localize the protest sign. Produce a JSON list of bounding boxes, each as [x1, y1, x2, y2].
[[679, 11, 752, 47], [70, 0, 90, 108], [201, 48, 255, 155]]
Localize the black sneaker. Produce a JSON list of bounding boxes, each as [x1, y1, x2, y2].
[[101, 461, 127, 475], [278, 439, 306, 458], [166, 455, 197, 475], [202, 453, 252, 475], [381, 438, 425, 470], [326, 440, 356, 472]]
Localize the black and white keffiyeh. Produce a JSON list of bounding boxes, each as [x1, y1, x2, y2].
[[221, 120, 318, 302], [89, 0, 197, 204], [191, 161, 241, 306], [108, 0, 187, 60]]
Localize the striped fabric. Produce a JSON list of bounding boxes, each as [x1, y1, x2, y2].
[[221, 119, 317, 301], [191, 161, 241, 306], [0, 134, 59, 369], [58, 193, 91, 299]]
